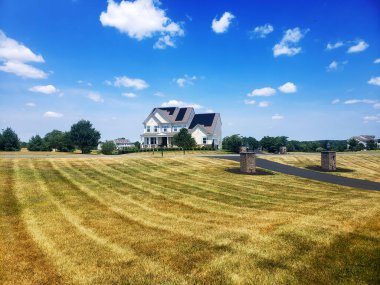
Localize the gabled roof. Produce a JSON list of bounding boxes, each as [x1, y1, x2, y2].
[[189, 113, 221, 134], [146, 107, 194, 124]]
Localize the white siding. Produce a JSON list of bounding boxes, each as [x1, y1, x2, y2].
[[191, 127, 207, 145]]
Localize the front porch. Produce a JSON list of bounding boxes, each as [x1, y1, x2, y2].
[[141, 136, 174, 148]]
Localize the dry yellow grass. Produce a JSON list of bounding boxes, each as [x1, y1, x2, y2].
[[0, 156, 379, 284], [262, 153, 380, 182]]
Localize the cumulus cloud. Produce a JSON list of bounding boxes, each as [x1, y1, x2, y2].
[[122, 92, 137, 98], [327, 61, 338, 71], [0, 60, 47, 79], [278, 82, 297, 93], [258, 101, 269, 107], [247, 87, 276, 97], [368, 76, 380, 86], [153, 91, 165, 97], [273, 27, 308, 57], [347, 40, 369, 53], [99, 0, 184, 49], [114, 76, 149, 90], [44, 111, 63, 118], [175, 75, 197, 87], [272, 114, 284, 120], [373, 103, 380, 109], [0, 30, 47, 78], [343, 99, 376, 104], [161, 99, 202, 109], [87, 92, 104, 103], [211, 12, 234, 34], [326, 41, 343, 50], [244, 99, 256, 105], [250, 24, 274, 38], [29, 84, 58, 94], [374, 58, 380, 64], [331, 99, 340, 104], [26, 102, 36, 107]]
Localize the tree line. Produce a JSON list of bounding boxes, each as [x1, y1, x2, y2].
[[0, 120, 100, 154], [222, 135, 379, 153]]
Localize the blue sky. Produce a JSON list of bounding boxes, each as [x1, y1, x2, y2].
[[0, 0, 379, 142]]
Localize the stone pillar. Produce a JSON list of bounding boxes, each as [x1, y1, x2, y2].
[[321, 151, 336, 171], [279, 146, 287, 154], [240, 152, 256, 173]]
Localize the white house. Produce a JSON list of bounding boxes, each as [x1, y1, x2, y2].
[[353, 135, 380, 149], [113, 138, 135, 150], [141, 107, 222, 149]]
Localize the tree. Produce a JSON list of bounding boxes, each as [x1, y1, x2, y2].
[[70, 120, 101, 154], [134, 141, 141, 149], [222, 135, 243, 153], [0, 127, 20, 151], [241, 136, 259, 151], [366, 140, 377, 150], [101, 140, 116, 155], [347, 138, 364, 151], [44, 130, 64, 150], [172, 128, 196, 154], [260, 136, 288, 153], [28, 135, 49, 151]]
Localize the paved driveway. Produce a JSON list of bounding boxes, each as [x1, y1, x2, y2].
[[209, 155, 380, 191]]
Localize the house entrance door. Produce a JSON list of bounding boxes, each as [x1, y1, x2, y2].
[[162, 137, 167, 147]]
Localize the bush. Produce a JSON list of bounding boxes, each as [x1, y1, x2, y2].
[[101, 140, 117, 155], [315, 147, 325, 152]]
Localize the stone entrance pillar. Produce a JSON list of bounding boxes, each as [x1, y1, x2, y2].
[[240, 152, 256, 173], [321, 151, 336, 171]]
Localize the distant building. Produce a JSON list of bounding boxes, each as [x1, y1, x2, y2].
[[141, 107, 222, 149], [353, 135, 378, 148], [113, 138, 135, 149]]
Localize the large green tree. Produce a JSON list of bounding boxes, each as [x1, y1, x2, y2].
[[44, 130, 75, 152], [260, 136, 288, 153], [0, 127, 20, 151], [366, 140, 377, 150], [70, 120, 101, 154], [172, 128, 196, 154], [222, 135, 243, 153], [241, 136, 259, 151]]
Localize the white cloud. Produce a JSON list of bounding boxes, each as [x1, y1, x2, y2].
[[368, 76, 380, 86], [326, 41, 343, 50], [122, 92, 137, 98], [99, 0, 184, 49], [205, 108, 214, 113], [278, 82, 297, 93], [327, 61, 338, 71], [273, 27, 308, 57], [343, 99, 376, 104], [77, 80, 92, 87], [244, 99, 256, 105], [258, 101, 269, 107], [0, 30, 44, 63], [363, 115, 379, 121], [44, 111, 63, 118], [29, 84, 58, 94], [347, 40, 369, 53], [114, 76, 149, 90], [104, 80, 113, 86], [26, 102, 36, 107], [0, 60, 47, 79], [211, 12, 235, 34], [331, 99, 340, 104], [87, 92, 104, 103], [175, 75, 197, 87], [247, 87, 276, 97], [374, 58, 380, 64], [161, 99, 202, 109], [272, 114, 284, 120], [0, 30, 47, 79], [250, 24, 274, 38], [374, 103, 380, 109], [153, 91, 165, 97]]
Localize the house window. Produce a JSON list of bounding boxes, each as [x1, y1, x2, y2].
[[147, 126, 151, 133], [162, 125, 168, 132], [154, 126, 158, 132], [150, 137, 156, 144], [203, 137, 207, 144], [173, 125, 180, 132]]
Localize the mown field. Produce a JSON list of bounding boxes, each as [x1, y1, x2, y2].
[[263, 153, 380, 182], [1, 156, 379, 285]]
